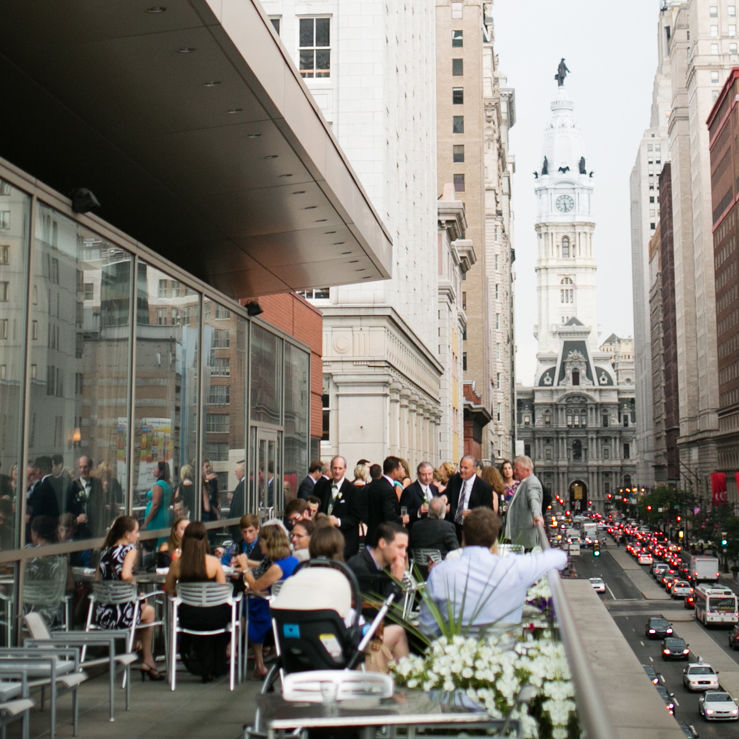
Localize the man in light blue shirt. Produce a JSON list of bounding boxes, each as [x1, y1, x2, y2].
[[419, 507, 567, 636]]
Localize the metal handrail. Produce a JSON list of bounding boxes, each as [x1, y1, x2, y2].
[[536, 525, 617, 739]]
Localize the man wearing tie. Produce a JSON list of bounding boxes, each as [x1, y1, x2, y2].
[[318, 456, 361, 558], [228, 459, 247, 540], [445, 455, 493, 542], [65, 455, 102, 539], [400, 462, 439, 527]]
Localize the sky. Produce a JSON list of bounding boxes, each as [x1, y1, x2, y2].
[[493, 0, 661, 384]]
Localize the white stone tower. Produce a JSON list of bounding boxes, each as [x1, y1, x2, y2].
[[533, 82, 597, 373]]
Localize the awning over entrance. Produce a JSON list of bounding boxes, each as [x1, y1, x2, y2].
[[0, 0, 392, 298]]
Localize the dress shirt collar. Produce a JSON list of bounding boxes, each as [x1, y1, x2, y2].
[[331, 478, 345, 491], [382, 474, 395, 486]]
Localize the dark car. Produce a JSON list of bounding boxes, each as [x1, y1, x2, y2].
[[662, 636, 690, 660], [684, 594, 695, 610], [646, 616, 673, 639], [729, 625, 739, 650]]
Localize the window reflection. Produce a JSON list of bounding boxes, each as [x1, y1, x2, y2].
[[250, 324, 281, 425], [283, 343, 309, 503]]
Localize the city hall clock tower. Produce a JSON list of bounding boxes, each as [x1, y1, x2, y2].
[[533, 81, 598, 364]]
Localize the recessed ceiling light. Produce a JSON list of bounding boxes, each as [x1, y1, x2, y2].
[[333, 241, 345, 246], [227, 107, 243, 114], [278, 173, 294, 178], [315, 218, 328, 223], [304, 205, 317, 210], [204, 80, 222, 87], [263, 154, 279, 159], [247, 132, 262, 139], [362, 276, 371, 280], [341, 251, 352, 255], [145, 6, 167, 13], [177, 47, 196, 54], [324, 231, 337, 235], [356, 268, 366, 271], [349, 260, 359, 264], [292, 190, 306, 195]]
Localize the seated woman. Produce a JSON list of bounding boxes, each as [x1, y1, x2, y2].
[[234, 523, 298, 679], [289, 518, 314, 562], [165, 521, 228, 682], [157, 516, 189, 568], [96, 516, 160, 679]]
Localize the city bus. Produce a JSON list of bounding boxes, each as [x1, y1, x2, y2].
[[694, 584, 739, 626]]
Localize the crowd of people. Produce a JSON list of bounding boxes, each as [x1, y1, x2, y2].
[[18, 451, 566, 683]]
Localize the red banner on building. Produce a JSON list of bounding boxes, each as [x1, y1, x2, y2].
[[711, 472, 727, 505]]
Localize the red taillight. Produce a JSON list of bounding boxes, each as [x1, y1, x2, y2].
[[663, 649, 669, 654]]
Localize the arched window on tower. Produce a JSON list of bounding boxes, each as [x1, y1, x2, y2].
[[561, 236, 570, 258], [572, 368, 580, 385]]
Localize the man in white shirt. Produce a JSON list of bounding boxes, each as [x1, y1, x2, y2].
[[315, 456, 362, 557], [419, 507, 566, 636], [400, 462, 439, 526]]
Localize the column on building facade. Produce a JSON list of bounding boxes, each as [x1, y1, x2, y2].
[[399, 388, 411, 458], [389, 382, 401, 451]]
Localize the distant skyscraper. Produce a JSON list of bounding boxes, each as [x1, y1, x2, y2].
[[517, 77, 636, 510]]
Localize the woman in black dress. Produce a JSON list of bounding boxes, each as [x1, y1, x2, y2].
[[165, 521, 228, 682], [96, 516, 161, 679]]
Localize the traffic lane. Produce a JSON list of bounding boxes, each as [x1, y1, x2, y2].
[[573, 550, 643, 600], [614, 614, 727, 738]]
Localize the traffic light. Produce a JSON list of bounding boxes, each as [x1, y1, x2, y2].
[[676, 514, 681, 523], [721, 531, 728, 548], [646, 505, 652, 512], [593, 542, 600, 557], [678, 529, 684, 540]]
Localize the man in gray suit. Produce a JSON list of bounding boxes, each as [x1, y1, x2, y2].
[[503, 456, 544, 550]]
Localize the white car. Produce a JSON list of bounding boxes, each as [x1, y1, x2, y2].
[[638, 552, 653, 565], [698, 690, 739, 721], [671, 580, 693, 599], [588, 577, 606, 593], [683, 663, 719, 691]]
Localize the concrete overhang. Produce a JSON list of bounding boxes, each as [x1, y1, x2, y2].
[[0, 0, 392, 298]]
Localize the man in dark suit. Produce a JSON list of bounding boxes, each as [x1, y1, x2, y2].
[[229, 459, 246, 540], [321, 456, 362, 558], [445, 455, 493, 541], [26, 455, 59, 543], [400, 461, 439, 527], [65, 455, 105, 540], [409, 496, 459, 558], [297, 460, 323, 499], [365, 456, 409, 547]]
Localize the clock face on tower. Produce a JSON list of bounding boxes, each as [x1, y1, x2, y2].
[[555, 194, 575, 213]]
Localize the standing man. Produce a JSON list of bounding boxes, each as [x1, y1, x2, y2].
[[26, 456, 59, 542], [66, 455, 102, 539], [320, 456, 361, 558], [400, 461, 439, 526], [229, 459, 246, 540], [445, 455, 493, 541], [297, 460, 323, 499], [504, 455, 545, 550], [366, 456, 408, 547], [50, 454, 70, 516]]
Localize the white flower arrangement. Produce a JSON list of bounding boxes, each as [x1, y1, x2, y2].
[[391, 579, 579, 738]]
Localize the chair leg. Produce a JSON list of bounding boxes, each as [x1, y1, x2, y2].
[[72, 685, 79, 737], [81, 600, 95, 663], [49, 683, 56, 739], [169, 604, 177, 692], [108, 647, 115, 722], [125, 662, 131, 711]]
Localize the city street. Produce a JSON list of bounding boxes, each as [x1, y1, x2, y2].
[[573, 545, 739, 737]]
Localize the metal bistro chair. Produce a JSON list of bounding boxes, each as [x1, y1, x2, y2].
[[410, 547, 443, 581], [82, 581, 166, 684], [169, 582, 242, 691], [0, 670, 33, 739]]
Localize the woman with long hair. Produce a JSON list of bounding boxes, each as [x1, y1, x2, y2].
[[499, 459, 519, 514], [96, 516, 160, 679], [165, 521, 227, 681], [170, 464, 194, 519], [201, 459, 220, 522], [142, 461, 172, 544], [234, 523, 298, 678], [480, 465, 504, 514], [158, 516, 189, 566]]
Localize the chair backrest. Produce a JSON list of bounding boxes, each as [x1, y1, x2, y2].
[[177, 582, 233, 607], [23, 613, 51, 641], [411, 548, 442, 566], [92, 581, 137, 606], [270, 607, 362, 674]]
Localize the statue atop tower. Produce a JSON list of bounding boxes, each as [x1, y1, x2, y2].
[[555, 58, 570, 87]]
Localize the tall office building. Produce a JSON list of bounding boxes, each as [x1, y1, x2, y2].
[[436, 0, 516, 463], [263, 1, 442, 468]]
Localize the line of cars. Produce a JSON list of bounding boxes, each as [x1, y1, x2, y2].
[[649, 560, 696, 608], [644, 616, 739, 722]]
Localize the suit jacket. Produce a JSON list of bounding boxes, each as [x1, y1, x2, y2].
[[365, 477, 401, 547], [229, 478, 246, 540], [409, 518, 459, 558], [400, 481, 440, 526], [26, 476, 60, 542], [346, 547, 397, 607], [65, 477, 105, 539], [503, 473, 543, 550], [326, 479, 362, 558], [445, 474, 494, 522], [297, 474, 316, 500], [312, 477, 333, 514]]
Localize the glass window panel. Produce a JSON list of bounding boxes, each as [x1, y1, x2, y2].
[[283, 343, 309, 502], [202, 299, 246, 526], [453, 173, 465, 192], [452, 87, 464, 104], [452, 59, 463, 76], [133, 262, 199, 541], [453, 116, 464, 133], [21, 547, 71, 631], [0, 181, 28, 552], [453, 144, 465, 162], [28, 205, 132, 544], [452, 30, 463, 47], [315, 49, 330, 75], [315, 18, 330, 47], [250, 324, 281, 425], [299, 18, 314, 46], [299, 49, 314, 78]]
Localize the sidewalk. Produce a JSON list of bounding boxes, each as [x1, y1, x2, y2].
[[6, 664, 263, 738]]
